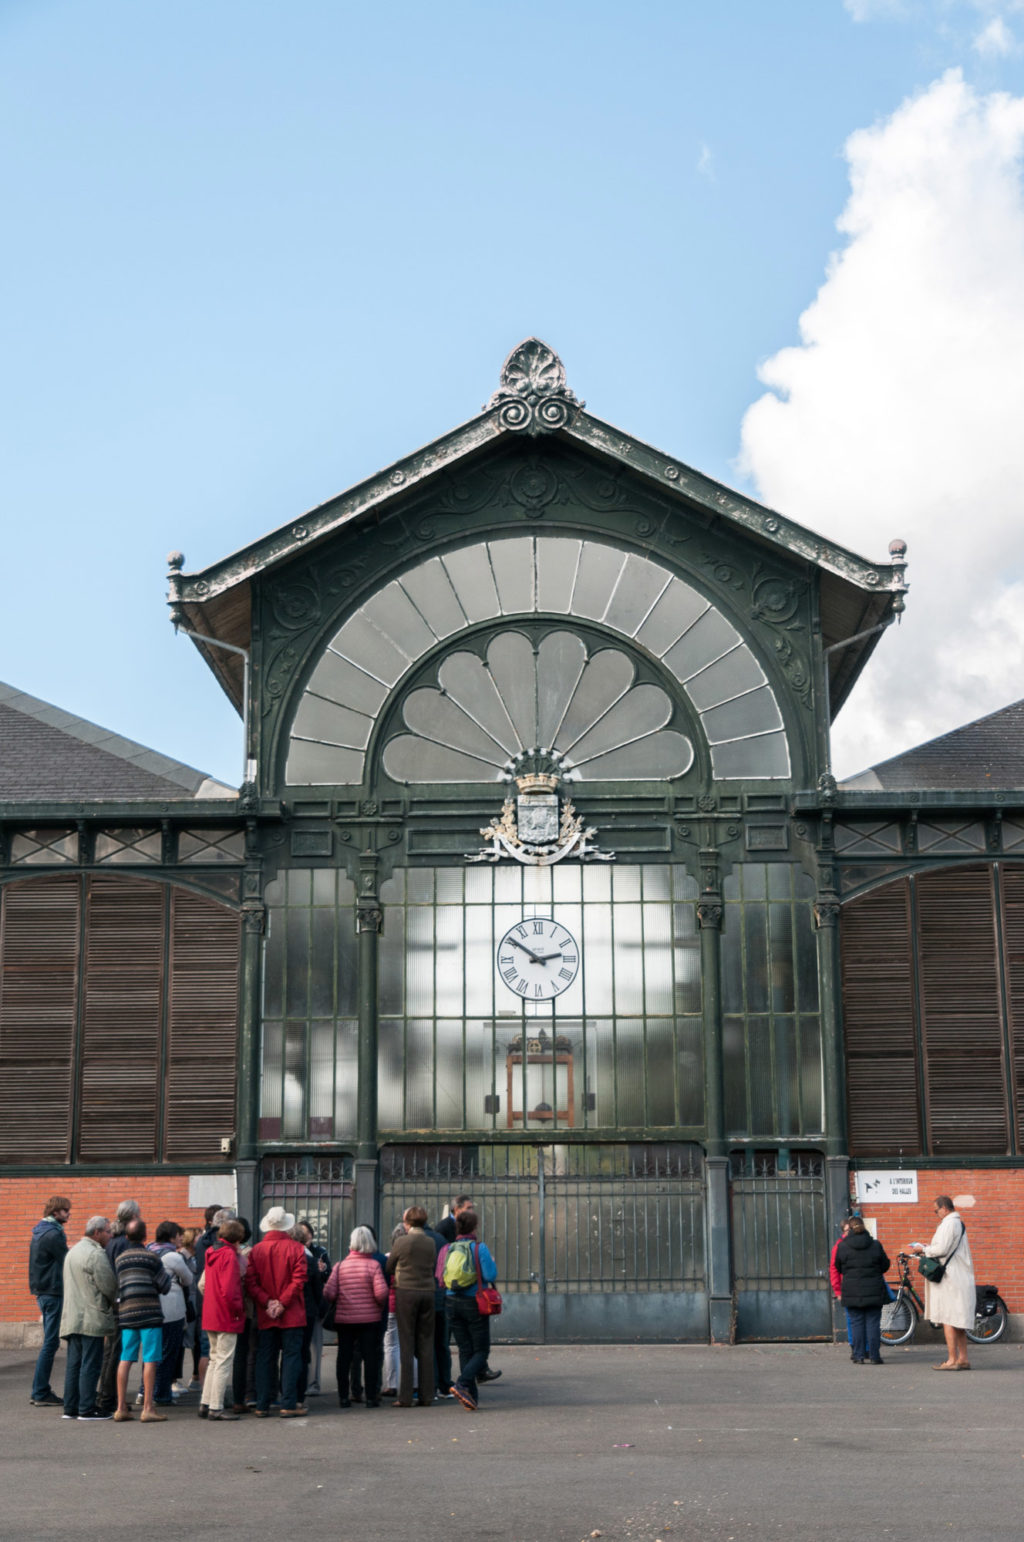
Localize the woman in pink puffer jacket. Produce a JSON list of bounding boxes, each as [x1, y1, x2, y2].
[[323, 1226, 388, 1408]]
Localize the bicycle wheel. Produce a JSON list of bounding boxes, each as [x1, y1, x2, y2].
[[881, 1291, 917, 1345], [966, 1300, 1007, 1344]]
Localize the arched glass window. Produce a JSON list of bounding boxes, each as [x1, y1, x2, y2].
[[285, 536, 789, 785]]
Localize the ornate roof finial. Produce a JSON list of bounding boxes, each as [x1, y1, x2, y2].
[[489, 338, 583, 436]]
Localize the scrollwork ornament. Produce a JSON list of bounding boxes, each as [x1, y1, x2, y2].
[[750, 566, 803, 629], [242, 900, 266, 936], [270, 579, 322, 633], [489, 338, 583, 438], [813, 900, 840, 930], [507, 458, 563, 516], [263, 644, 300, 715], [700, 553, 745, 593]]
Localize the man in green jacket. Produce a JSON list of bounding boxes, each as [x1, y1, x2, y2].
[[60, 1217, 116, 1421]]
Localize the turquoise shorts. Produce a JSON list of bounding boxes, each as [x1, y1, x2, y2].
[[120, 1325, 164, 1363]]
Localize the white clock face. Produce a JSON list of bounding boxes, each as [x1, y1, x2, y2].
[[496, 916, 580, 1001]]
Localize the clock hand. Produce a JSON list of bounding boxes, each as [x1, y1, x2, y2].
[[509, 937, 546, 965]]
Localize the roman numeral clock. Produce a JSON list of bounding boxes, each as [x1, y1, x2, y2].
[[496, 916, 580, 1001]]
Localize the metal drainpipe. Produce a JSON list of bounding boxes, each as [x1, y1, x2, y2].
[[170, 618, 254, 785]]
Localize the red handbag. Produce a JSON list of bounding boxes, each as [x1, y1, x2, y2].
[[473, 1242, 502, 1315]]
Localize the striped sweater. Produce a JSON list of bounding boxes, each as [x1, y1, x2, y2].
[[114, 1245, 171, 1329]]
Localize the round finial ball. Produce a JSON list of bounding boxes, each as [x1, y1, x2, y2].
[[167, 551, 185, 571], [888, 538, 907, 558]]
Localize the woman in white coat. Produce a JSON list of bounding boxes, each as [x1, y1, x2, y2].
[[909, 1195, 975, 1371]]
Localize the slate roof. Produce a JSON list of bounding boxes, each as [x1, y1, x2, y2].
[[842, 700, 1024, 792], [0, 682, 235, 803]]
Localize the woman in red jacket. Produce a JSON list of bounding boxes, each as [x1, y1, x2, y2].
[[323, 1226, 389, 1409], [200, 1219, 246, 1422]]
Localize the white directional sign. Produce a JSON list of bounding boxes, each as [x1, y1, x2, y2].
[[854, 1170, 918, 1204]]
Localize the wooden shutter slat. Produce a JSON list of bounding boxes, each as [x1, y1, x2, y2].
[[0, 875, 79, 1160], [841, 879, 922, 1156], [917, 866, 1008, 1155], [78, 876, 165, 1161], [164, 889, 240, 1161]]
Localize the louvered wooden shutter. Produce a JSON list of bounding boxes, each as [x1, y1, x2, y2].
[[840, 879, 922, 1156], [78, 876, 165, 1161], [1003, 865, 1024, 1149], [164, 889, 240, 1161], [917, 865, 1008, 1155], [0, 875, 80, 1161]]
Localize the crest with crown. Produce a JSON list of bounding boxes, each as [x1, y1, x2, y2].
[[468, 752, 614, 867]]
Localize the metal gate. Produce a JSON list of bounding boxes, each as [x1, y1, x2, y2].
[[259, 1154, 355, 1261], [380, 1142, 707, 1342], [729, 1150, 831, 1340]]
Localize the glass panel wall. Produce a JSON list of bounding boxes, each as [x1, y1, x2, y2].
[[260, 868, 358, 1141], [378, 862, 702, 1133], [721, 862, 822, 1138]]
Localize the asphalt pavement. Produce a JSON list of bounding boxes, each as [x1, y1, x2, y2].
[[2, 1338, 1023, 1542]]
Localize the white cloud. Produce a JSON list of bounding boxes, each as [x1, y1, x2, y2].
[[738, 69, 1024, 779], [973, 15, 1015, 53], [697, 142, 714, 180]]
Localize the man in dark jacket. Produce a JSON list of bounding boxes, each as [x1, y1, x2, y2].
[[29, 1195, 71, 1406]]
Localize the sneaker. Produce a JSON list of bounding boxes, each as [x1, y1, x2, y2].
[[279, 1406, 308, 1418], [188, 1378, 202, 1391], [452, 1381, 477, 1412], [135, 1393, 144, 1406], [31, 1392, 63, 1407], [478, 1368, 502, 1382], [436, 1387, 455, 1399], [78, 1412, 114, 1422], [62, 1413, 77, 1420]]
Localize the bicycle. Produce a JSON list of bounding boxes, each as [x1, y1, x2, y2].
[[880, 1252, 1008, 1346]]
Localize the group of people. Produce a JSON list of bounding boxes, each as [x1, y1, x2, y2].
[[27, 1189, 501, 1423], [829, 1193, 977, 1368]]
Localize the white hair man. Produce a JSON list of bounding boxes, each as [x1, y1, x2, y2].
[[60, 1216, 116, 1421]]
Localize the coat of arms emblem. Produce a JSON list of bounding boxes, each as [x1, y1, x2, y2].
[[468, 764, 613, 867]]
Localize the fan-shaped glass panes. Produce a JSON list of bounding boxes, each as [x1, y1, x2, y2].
[[382, 632, 694, 783], [285, 536, 791, 784]]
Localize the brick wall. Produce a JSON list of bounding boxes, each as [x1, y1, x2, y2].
[[2, 1174, 213, 1324], [854, 1168, 1024, 1311]]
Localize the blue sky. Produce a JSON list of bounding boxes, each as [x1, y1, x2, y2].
[[3, 0, 1024, 784]]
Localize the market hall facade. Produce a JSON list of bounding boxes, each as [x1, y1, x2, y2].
[[3, 341, 1022, 1342]]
